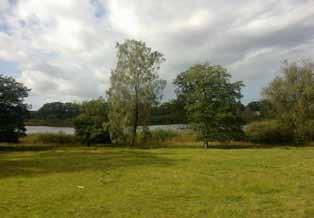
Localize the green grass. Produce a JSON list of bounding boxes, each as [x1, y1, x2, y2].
[[1, 146, 314, 217], [21, 133, 77, 145]]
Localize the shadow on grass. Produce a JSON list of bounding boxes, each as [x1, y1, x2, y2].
[[0, 145, 61, 152], [0, 148, 175, 179], [147, 143, 295, 149], [0, 142, 307, 153]]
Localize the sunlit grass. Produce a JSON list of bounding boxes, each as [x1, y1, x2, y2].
[[1, 146, 314, 217]]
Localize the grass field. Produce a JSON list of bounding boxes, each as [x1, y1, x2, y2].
[[1, 146, 314, 218]]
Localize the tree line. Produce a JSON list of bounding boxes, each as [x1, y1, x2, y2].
[[1, 39, 313, 146], [27, 98, 264, 127], [27, 99, 188, 126]]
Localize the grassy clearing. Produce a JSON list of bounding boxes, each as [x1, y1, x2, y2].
[[1, 146, 314, 218]]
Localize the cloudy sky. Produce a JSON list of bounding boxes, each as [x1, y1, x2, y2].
[[1, 0, 314, 109]]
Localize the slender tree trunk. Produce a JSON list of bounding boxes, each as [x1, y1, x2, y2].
[[203, 141, 208, 149], [131, 90, 139, 147]]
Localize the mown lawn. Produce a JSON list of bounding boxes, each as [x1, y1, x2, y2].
[[1, 146, 314, 218]]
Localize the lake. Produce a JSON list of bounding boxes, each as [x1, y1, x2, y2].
[[26, 124, 188, 135], [26, 126, 75, 135]]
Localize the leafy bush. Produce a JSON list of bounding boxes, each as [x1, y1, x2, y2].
[[73, 99, 111, 146], [152, 129, 178, 143], [74, 114, 111, 146], [137, 129, 200, 147], [137, 129, 177, 145], [245, 120, 293, 144], [22, 133, 77, 144], [305, 120, 314, 142]]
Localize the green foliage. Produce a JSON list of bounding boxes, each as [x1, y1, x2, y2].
[[245, 120, 293, 144], [27, 102, 80, 126], [35, 102, 80, 120], [137, 129, 178, 145], [0, 74, 30, 142], [151, 129, 178, 142], [151, 99, 187, 125], [174, 64, 244, 148], [107, 39, 166, 145], [241, 100, 271, 123], [263, 60, 314, 144], [74, 99, 111, 146], [22, 133, 77, 144]]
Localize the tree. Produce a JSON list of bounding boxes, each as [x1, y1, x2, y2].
[[37, 102, 80, 120], [150, 99, 187, 125], [174, 64, 244, 148], [0, 75, 30, 142], [241, 100, 271, 123], [74, 99, 111, 146], [263, 60, 314, 144], [107, 40, 166, 146]]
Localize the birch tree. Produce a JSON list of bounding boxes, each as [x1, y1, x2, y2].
[[107, 40, 166, 146]]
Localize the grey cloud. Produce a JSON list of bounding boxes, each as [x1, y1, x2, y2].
[[0, 0, 314, 108]]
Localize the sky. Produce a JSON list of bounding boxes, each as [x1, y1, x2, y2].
[[0, 0, 314, 109]]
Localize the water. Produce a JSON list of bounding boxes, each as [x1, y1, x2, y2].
[[26, 124, 188, 135], [144, 124, 188, 131], [26, 126, 75, 135]]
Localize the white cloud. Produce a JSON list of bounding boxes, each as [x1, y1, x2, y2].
[[0, 0, 9, 12], [0, 0, 314, 108]]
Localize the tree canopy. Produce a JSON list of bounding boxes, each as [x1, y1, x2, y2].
[[35, 102, 80, 120], [151, 99, 187, 125], [263, 60, 314, 144], [0, 75, 30, 142], [174, 64, 244, 148], [107, 39, 166, 145]]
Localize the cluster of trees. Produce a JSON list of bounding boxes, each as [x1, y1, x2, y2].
[[27, 102, 80, 126], [28, 99, 187, 126], [239, 100, 270, 123], [31, 102, 80, 120], [151, 100, 187, 125], [1, 39, 313, 146], [28, 97, 266, 128]]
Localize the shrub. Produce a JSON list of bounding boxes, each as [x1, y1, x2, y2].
[[137, 129, 200, 147], [137, 129, 177, 145], [151, 129, 178, 143], [304, 120, 314, 142], [74, 114, 111, 146], [245, 120, 293, 144], [22, 133, 77, 145]]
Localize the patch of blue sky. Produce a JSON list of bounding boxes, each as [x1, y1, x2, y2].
[[91, 0, 106, 18], [9, 0, 17, 5], [0, 16, 12, 35], [241, 77, 274, 104], [0, 60, 19, 77]]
